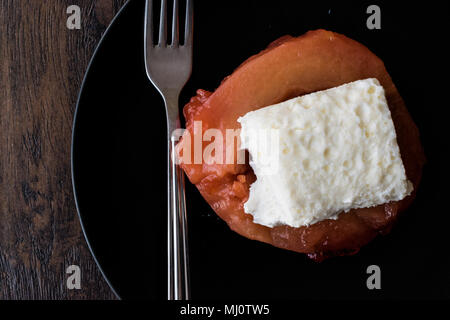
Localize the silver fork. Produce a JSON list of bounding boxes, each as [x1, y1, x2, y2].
[[144, 0, 193, 300]]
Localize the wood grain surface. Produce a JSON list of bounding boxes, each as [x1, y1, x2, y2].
[[0, 0, 127, 300]]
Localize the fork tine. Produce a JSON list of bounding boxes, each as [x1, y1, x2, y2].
[[171, 0, 179, 45], [184, 0, 193, 46], [145, 0, 154, 46], [159, 0, 168, 45]]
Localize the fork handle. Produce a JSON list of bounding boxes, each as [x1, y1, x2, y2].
[[167, 121, 190, 300]]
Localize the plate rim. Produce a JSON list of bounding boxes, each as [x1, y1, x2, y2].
[[70, 0, 132, 300]]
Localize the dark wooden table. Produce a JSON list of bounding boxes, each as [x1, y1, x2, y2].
[[0, 0, 128, 299]]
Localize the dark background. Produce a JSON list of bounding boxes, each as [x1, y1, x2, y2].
[[0, 0, 127, 300], [2, 0, 449, 300]]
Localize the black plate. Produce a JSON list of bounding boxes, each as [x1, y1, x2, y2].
[[72, 0, 448, 300]]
